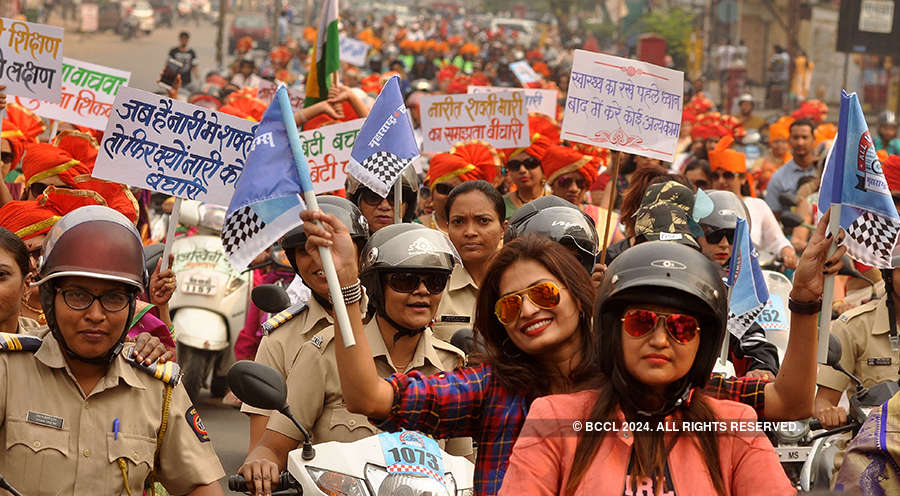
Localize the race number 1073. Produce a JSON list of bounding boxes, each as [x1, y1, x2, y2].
[[387, 447, 440, 471]]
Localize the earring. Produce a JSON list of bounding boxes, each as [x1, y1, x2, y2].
[[501, 337, 522, 359]]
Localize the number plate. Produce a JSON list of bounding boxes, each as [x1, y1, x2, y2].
[[182, 276, 217, 295], [776, 446, 811, 462]]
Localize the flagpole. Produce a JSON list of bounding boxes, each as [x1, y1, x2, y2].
[[719, 284, 733, 366], [49, 120, 58, 141], [599, 151, 621, 264], [393, 179, 402, 224], [160, 198, 182, 271], [817, 203, 841, 363], [278, 87, 356, 347]]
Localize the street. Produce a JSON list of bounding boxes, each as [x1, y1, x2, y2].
[[197, 396, 248, 494]]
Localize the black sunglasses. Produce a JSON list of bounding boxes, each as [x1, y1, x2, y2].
[[554, 176, 588, 190], [711, 170, 737, 181], [433, 182, 454, 196], [1, 151, 13, 164], [705, 228, 735, 244], [692, 180, 710, 190], [385, 271, 449, 295], [360, 188, 395, 206], [507, 157, 541, 172]]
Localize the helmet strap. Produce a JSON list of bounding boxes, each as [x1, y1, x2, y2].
[[377, 307, 428, 343], [311, 291, 333, 312]]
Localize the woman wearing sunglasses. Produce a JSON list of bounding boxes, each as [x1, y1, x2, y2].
[[501, 114, 560, 219], [709, 137, 798, 270], [238, 223, 471, 491], [346, 165, 419, 233], [419, 141, 502, 233]]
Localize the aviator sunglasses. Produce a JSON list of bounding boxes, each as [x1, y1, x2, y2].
[[385, 272, 450, 295], [621, 309, 700, 344], [494, 281, 561, 325], [554, 176, 589, 190]]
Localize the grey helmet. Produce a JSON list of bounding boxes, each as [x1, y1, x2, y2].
[[697, 190, 750, 232], [281, 196, 370, 277], [346, 165, 419, 222], [505, 196, 599, 271], [879, 110, 897, 127]]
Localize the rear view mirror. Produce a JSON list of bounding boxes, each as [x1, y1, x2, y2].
[[227, 361, 287, 411], [251, 284, 292, 314]]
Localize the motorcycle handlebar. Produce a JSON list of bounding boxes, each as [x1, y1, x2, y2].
[[808, 418, 822, 432], [228, 472, 299, 494]]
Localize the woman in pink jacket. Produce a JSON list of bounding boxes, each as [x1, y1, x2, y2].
[[500, 240, 797, 496]]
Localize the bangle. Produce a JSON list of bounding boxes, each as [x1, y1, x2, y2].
[[339, 280, 362, 305], [789, 297, 822, 315]]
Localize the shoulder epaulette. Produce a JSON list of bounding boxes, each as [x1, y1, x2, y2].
[[838, 299, 880, 322], [262, 302, 308, 335], [0, 333, 41, 352], [310, 326, 336, 352], [124, 349, 183, 386]]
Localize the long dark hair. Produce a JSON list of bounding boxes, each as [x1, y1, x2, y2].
[[0, 228, 29, 279], [472, 233, 597, 401]]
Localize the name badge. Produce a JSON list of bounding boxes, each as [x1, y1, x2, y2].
[[27, 411, 64, 430], [440, 315, 470, 323], [867, 357, 893, 366]]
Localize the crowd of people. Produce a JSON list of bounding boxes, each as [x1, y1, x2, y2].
[[2, 5, 900, 496]]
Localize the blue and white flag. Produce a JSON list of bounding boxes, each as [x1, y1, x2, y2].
[[348, 75, 419, 197], [818, 90, 900, 268], [726, 217, 770, 339], [222, 86, 307, 269]]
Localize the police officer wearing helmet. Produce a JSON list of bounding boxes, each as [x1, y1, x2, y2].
[[346, 165, 418, 233], [0, 206, 225, 495], [696, 190, 780, 380], [242, 196, 370, 450], [876, 110, 900, 156], [502, 241, 793, 494], [239, 223, 471, 485]]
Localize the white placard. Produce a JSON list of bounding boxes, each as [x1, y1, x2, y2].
[[419, 91, 530, 153], [860, 0, 894, 33], [509, 60, 540, 84], [13, 58, 130, 130], [257, 79, 303, 111], [562, 50, 684, 163], [339, 37, 370, 67], [467, 86, 557, 120], [298, 118, 364, 193], [93, 86, 258, 205], [0, 18, 64, 103]]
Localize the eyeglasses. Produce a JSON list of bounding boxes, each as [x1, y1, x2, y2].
[[494, 281, 561, 325], [554, 176, 588, 190], [360, 188, 395, 206], [704, 228, 735, 245], [711, 170, 737, 181], [621, 309, 700, 344], [433, 182, 454, 196], [57, 288, 132, 312], [691, 180, 710, 190], [506, 157, 541, 172], [385, 271, 450, 295]]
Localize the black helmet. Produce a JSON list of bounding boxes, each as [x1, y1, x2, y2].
[[505, 197, 599, 271], [281, 196, 370, 276], [346, 165, 419, 222], [595, 241, 727, 416], [697, 190, 750, 232], [359, 223, 459, 339], [36, 206, 146, 365]]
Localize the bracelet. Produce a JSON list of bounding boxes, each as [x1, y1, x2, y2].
[[339, 280, 363, 305], [788, 297, 822, 315]]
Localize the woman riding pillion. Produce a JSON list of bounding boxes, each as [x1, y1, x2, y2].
[[237, 223, 470, 495], [0, 206, 224, 495]]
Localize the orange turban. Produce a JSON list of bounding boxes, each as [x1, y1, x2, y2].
[[360, 73, 383, 94], [500, 113, 560, 163], [0, 186, 105, 240], [768, 116, 794, 143], [52, 130, 99, 169], [303, 27, 317, 43], [459, 43, 479, 56], [709, 136, 755, 196], [436, 66, 458, 83], [4, 103, 45, 141], [792, 100, 828, 123], [884, 154, 900, 191], [447, 74, 471, 94], [22, 143, 89, 189], [542, 144, 598, 188], [237, 36, 254, 52], [66, 174, 139, 225], [222, 92, 266, 122], [269, 46, 292, 65], [532, 61, 551, 77], [427, 140, 501, 186], [815, 123, 837, 145]]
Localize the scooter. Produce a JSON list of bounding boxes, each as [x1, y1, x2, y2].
[[226, 361, 475, 496], [169, 200, 251, 401]]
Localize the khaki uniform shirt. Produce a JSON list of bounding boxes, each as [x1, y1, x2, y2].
[[17, 316, 46, 335], [0, 332, 224, 495], [266, 318, 471, 455], [432, 265, 478, 342], [818, 298, 900, 394]]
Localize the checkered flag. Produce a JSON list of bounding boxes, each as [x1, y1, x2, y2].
[[222, 206, 265, 259], [727, 305, 765, 340], [347, 152, 412, 198], [844, 210, 900, 268]]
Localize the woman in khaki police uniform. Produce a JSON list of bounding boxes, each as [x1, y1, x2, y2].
[[238, 223, 469, 484], [243, 196, 370, 449], [0, 206, 224, 496]]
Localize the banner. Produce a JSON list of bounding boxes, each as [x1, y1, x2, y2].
[[419, 91, 529, 154], [0, 18, 64, 103], [92, 86, 258, 206], [299, 118, 364, 193], [562, 50, 684, 163], [339, 37, 370, 66], [467, 86, 557, 120], [14, 58, 130, 130], [257, 79, 303, 111], [509, 60, 540, 85]]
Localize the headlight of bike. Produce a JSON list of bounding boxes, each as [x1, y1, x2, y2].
[[773, 420, 808, 444], [364, 463, 459, 496], [306, 466, 368, 496], [222, 276, 245, 297]]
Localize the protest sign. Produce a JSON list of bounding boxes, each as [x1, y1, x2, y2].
[[298, 117, 364, 193], [0, 18, 64, 103], [419, 91, 529, 153], [339, 37, 370, 66], [257, 79, 303, 111], [467, 86, 557, 120], [14, 58, 130, 130], [509, 60, 540, 85], [93, 86, 258, 206], [562, 50, 684, 163]]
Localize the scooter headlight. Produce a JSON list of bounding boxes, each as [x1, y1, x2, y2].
[[306, 466, 368, 496], [364, 463, 459, 496], [773, 420, 808, 444]]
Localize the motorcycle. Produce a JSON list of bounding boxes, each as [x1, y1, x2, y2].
[[169, 200, 250, 401], [226, 361, 475, 496]]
